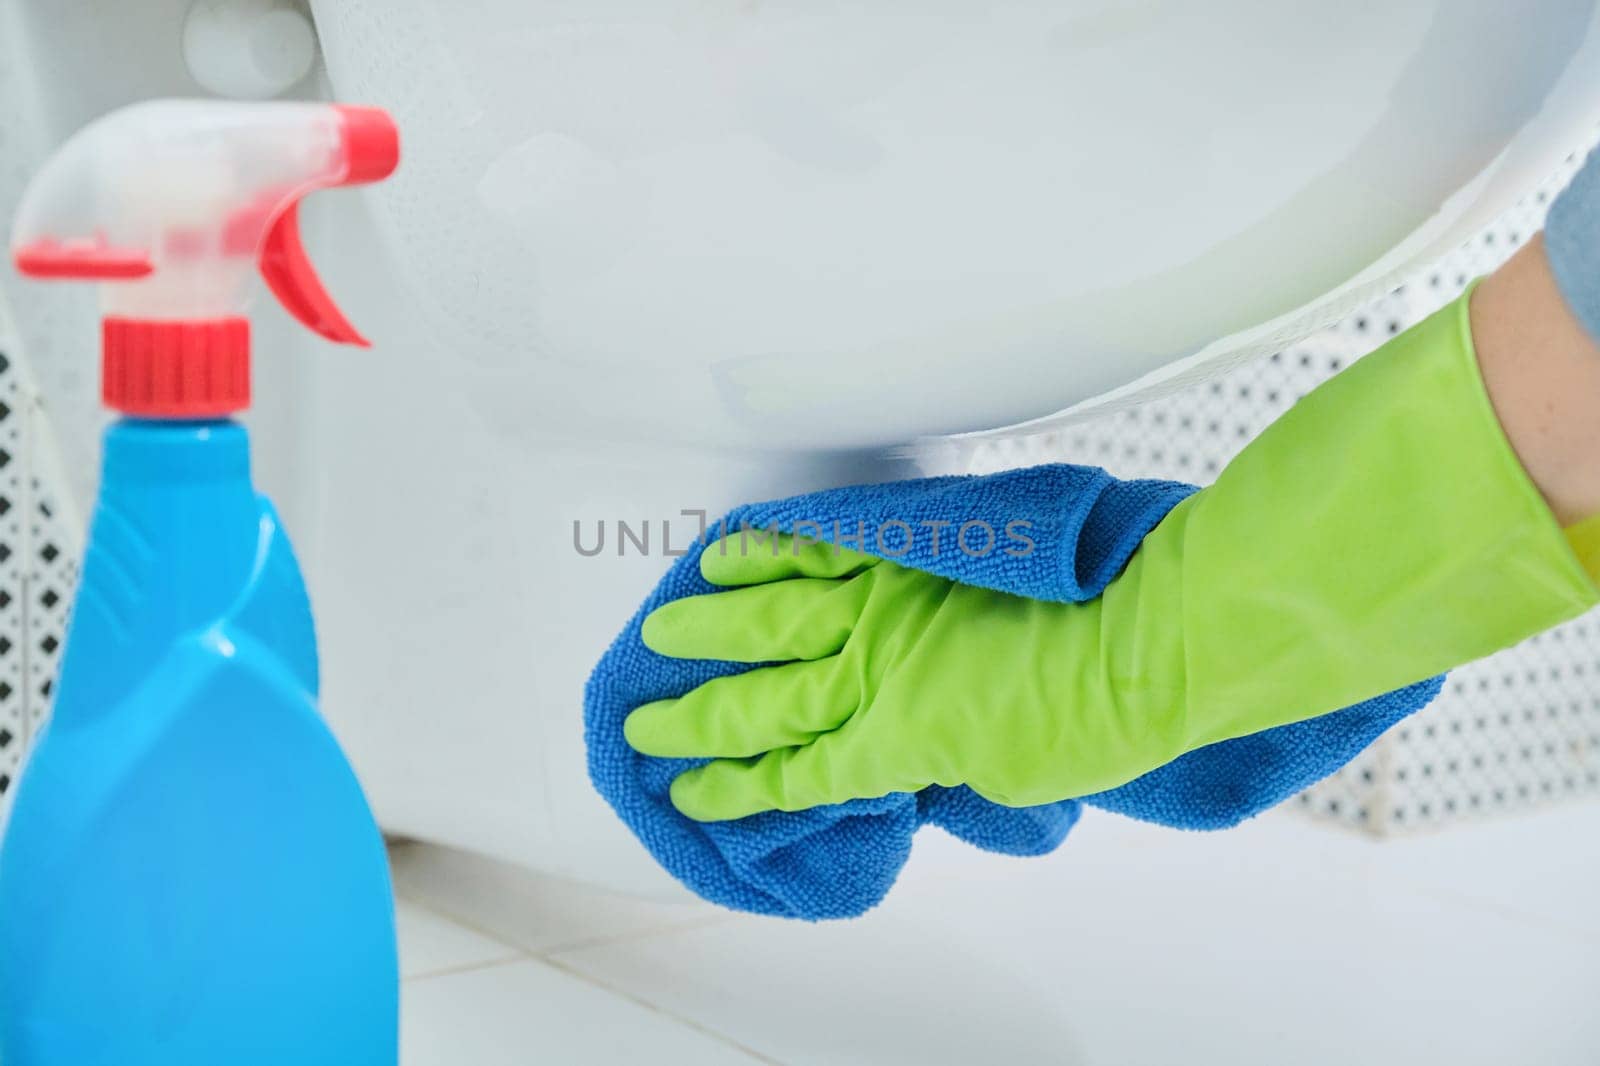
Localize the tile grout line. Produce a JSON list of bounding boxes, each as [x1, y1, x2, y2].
[[393, 891, 779, 1064], [391, 881, 737, 961], [528, 912, 739, 958], [403, 952, 530, 985], [395, 894, 528, 981], [537, 953, 785, 1066]]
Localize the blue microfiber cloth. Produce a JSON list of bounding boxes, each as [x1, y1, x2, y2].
[[585, 463, 1443, 920]]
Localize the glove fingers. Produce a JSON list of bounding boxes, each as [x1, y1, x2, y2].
[[641, 574, 872, 663], [668, 726, 925, 822], [699, 532, 880, 587], [622, 658, 852, 759]]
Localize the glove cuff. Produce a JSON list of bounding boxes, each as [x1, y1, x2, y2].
[[1176, 286, 1599, 751]]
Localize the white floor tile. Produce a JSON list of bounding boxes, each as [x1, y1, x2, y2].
[[391, 841, 727, 955], [401, 959, 763, 1066], [546, 809, 1600, 1066], [396, 899, 520, 980]]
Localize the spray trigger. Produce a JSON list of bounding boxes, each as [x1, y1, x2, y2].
[[260, 201, 368, 347]]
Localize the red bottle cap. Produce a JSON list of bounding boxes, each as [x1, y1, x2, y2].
[[102, 318, 251, 418]]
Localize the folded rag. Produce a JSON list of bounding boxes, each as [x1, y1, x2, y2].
[[584, 464, 1443, 920]]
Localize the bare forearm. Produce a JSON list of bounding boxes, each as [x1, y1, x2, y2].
[[1471, 233, 1600, 528]]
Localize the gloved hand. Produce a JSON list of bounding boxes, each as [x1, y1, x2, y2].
[[626, 293, 1600, 822]]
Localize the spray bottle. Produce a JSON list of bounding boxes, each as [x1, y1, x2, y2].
[[0, 100, 401, 1065]]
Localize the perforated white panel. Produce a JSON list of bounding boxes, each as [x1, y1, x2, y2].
[[0, 304, 83, 805], [943, 138, 1600, 836], [0, 341, 25, 800]]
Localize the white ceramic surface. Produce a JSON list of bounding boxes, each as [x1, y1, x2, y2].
[[2, 0, 1600, 892]]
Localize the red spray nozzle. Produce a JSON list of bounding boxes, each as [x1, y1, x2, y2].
[[9, 100, 401, 417], [336, 106, 401, 185]]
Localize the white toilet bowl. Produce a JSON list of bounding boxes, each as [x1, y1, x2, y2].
[[4, 0, 1600, 894]]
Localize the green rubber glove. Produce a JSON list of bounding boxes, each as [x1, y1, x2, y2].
[[625, 292, 1600, 822]]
